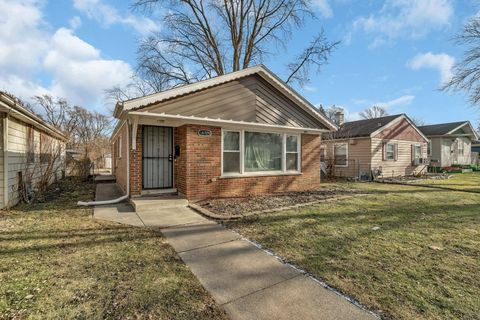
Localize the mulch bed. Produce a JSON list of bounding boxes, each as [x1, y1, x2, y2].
[[195, 189, 367, 216]]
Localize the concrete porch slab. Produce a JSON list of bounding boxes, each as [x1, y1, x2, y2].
[[179, 239, 302, 305], [223, 275, 375, 320], [137, 206, 208, 228], [160, 222, 240, 253], [93, 183, 144, 227]]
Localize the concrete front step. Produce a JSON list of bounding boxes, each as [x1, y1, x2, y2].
[[130, 196, 188, 212]]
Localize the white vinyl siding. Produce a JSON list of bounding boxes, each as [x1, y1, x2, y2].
[[1, 116, 66, 209]]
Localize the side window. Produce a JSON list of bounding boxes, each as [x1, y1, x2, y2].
[[334, 143, 347, 166], [26, 126, 35, 164]]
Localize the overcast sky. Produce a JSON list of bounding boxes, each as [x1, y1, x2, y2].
[[0, 0, 478, 126]]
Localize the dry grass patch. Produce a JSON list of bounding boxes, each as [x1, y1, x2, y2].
[[0, 178, 226, 320], [226, 180, 480, 319]]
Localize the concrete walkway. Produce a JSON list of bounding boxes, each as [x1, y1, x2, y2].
[[93, 184, 376, 320]]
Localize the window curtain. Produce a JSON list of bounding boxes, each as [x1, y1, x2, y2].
[[244, 132, 282, 171]]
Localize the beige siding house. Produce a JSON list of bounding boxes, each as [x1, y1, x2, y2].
[[0, 92, 68, 208], [418, 121, 479, 167], [322, 114, 429, 179]]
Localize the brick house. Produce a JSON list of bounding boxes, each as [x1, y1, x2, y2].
[[111, 65, 337, 200], [321, 114, 430, 179]]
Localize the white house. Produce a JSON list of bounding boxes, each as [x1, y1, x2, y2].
[[419, 121, 479, 167], [0, 92, 68, 208]]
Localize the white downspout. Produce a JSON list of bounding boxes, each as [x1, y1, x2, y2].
[[78, 116, 131, 206]]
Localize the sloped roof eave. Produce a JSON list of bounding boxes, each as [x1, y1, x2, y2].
[[115, 65, 337, 131]]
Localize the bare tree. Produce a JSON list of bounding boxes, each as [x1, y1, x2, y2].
[[286, 30, 340, 85], [319, 105, 344, 123], [32, 95, 78, 136], [442, 16, 480, 105], [359, 106, 388, 119], [410, 116, 427, 127], [112, 0, 338, 100]]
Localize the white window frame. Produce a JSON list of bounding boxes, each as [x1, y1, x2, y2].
[[221, 128, 301, 177], [385, 142, 396, 161], [413, 144, 422, 159], [221, 130, 242, 174], [333, 143, 348, 167], [427, 140, 432, 156]]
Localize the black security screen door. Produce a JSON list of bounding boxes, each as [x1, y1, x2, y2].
[[142, 126, 173, 189]]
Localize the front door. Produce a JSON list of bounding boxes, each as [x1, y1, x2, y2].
[[142, 126, 173, 189]]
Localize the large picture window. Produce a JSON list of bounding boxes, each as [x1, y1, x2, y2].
[[244, 132, 282, 172], [334, 143, 347, 166], [222, 130, 300, 176]]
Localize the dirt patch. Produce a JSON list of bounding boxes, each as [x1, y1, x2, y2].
[[196, 189, 367, 216]]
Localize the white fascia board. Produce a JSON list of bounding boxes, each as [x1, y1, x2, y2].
[[127, 111, 328, 134]]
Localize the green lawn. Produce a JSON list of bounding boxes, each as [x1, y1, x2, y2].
[[408, 172, 480, 192], [0, 178, 226, 319], [226, 176, 480, 320]]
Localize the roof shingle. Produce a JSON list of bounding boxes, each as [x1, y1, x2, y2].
[[322, 114, 404, 139], [418, 122, 468, 136]]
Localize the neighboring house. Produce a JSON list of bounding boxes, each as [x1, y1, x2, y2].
[[0, 92, 68, 208], [321, 114, 429, 179], [472, 141, 480, 165], [418, 121, 480, 167], [111, 65, 337, 200]]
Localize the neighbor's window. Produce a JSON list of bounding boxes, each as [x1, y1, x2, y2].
[[320, 147, 326, 162], [26, 126, 35, 164], [427, 141, 431, 156], [334, 143, 347, 166], [385, 143, 396, 161], [286, 135, 299, 171], [222, 131, 240, 173], [40, 133, 51, 164], [244, 132, 282, 172], [222, 130, 301, 175]]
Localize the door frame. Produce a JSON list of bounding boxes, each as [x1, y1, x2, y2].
[[141, 125, 175, 191]]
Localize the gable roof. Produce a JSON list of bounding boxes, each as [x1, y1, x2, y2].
[[419, 121, 479, 140], [418, 122, 468, 136], [114, 65, 337, 131], [322, 114, 399, 139], [322, 114, 428, 141], [0, 92, 68, 141]]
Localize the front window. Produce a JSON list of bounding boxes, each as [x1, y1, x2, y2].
[[244, 132, 282, 172], [286, 135, 299, 171], [222, 131, 240, 173], [222, 130, 300, 175], [334, 143, 347, 166]]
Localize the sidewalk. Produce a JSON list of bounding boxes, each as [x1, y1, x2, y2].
[[93, 184, 376, 320]]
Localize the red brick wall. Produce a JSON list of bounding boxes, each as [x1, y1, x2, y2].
[[174, 125, 187, 195], [129, 125, 142, 196], [176, 124, 321, 200]]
